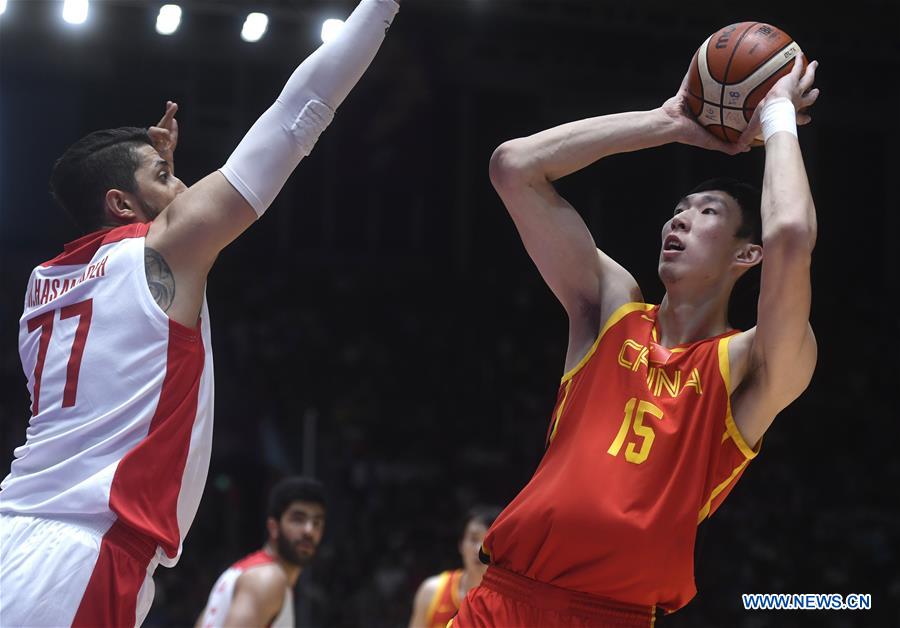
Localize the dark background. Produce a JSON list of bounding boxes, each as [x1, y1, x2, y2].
[[1, 1, 898, 626]]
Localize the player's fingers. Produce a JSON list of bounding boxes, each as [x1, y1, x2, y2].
[[157, 101, 178, 128], [147, 127, 172, 150], [708, 134, 744, 155], [801, 87, 820, 108], [790, 52, 805, 80], [738, 106, 762, 146], [736, 128, 756, 148], [797, 112, 812, 126], [798, 60, 817, 93]]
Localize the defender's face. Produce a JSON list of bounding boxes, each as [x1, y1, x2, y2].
[[273, 501, 326, 567], [458, 519, 489, 575], [131, 144, 186, 220], [658, 190, 747, 285]]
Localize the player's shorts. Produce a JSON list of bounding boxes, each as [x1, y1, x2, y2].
[[0, 513, 160, 627], [452, 566, 658, 628]]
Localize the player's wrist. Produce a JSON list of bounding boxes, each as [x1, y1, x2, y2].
[[760, 97, 797, 143], [651, 106, 687, 143]]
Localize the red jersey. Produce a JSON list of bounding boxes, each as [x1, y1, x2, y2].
[[425, 569, 462, 628], [482, 302, 759, 611]]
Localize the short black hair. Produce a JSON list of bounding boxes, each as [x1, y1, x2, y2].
[[461, 506, 502, 538], [49, 126, 153, 234], [686, 177, 762, 244], [267, 476, 327, 520]]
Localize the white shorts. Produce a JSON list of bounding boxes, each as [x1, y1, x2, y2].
[[0, 514, 159, 627]]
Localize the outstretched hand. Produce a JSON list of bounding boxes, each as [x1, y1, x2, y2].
[[149, 101, 179, 174], [739, 54, 819, 145], [661, 65, 748, 156]]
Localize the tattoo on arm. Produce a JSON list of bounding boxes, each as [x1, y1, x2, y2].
[[144, 247, 175, 312]]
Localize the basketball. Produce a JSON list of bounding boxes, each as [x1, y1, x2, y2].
[[686, 22, 803, 143]]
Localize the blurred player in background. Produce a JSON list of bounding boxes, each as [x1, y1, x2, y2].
[[0, 1, 400, 625], [454, 55, 820, 626], [195, 477, 326, 628], [408, 506, 501, 628]]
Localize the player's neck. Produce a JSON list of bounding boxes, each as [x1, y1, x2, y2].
[[657, 290, 731, 347], [263, 544, 302, 586], [460, 567, 486, 597]]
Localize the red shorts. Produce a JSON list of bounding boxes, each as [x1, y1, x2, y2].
[[453, 566, 657, 628]]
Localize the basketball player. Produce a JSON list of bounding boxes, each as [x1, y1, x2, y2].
[[454, 55, 820, 626], [0, 1, 400, 626], [195, 477, 326, 628], [408, 507, 501, 628]]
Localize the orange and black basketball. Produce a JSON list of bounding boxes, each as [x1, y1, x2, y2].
[[686, 22, 804, 143]]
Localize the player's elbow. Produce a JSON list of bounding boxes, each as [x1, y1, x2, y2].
[[762, 212, 817, 257], [489, 140, 535, 193]]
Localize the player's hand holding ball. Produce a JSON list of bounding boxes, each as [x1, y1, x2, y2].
[[661, 65, 748, 155], [665, 22, 818, 152], [739, 54, 819, 145]]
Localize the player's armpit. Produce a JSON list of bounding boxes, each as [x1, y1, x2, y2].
[[149, 171, 257, 266], [145, 172, 256, 327], [729, 323, 817, 448]]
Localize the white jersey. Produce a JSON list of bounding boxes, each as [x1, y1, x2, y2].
[[199, 550, 294, 628], [0, 223, 214, 568]]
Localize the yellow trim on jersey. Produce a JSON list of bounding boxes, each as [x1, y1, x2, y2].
[[548, 379, 573, 444], [425, 571, 451, 626], [697, 457, 750, 523], [446, 620, 454, 628], [561, 302, 655, 383], [717, 335, 760, 460], [449, 569, 462, 607], [697, 335, 763, 524], [717, 335, 735, 395]]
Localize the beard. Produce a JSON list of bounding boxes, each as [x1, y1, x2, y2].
[[276, 530, 316, 567], [136, 196, 165, 221]]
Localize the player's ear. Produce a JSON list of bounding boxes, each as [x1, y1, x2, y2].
[[266, 516, 279, 540], [104, 189, 139, 224], [735, 242, 763, 268]]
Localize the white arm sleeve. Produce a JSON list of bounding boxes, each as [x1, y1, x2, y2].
[[220, 0, 399, 216]]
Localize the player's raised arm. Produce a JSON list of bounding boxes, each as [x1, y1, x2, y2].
[[488, 68, 744, 367], [146, 0, 400, 325], [732, 56, 820, 447]]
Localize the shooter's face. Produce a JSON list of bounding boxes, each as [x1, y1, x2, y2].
[[130, 144, 186, 221], [271, 501, 326, 567], [458, 519, 489, 575], [658, 190, 756, 287]]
